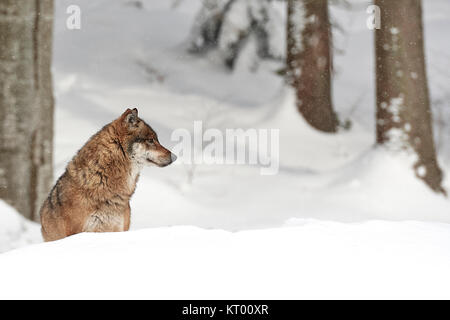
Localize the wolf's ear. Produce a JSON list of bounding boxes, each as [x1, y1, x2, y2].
[[122, 108, 139, 127]]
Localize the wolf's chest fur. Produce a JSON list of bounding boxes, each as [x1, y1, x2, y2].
[[82, 162, 142, 232], [127, 162, 143, 192], [79, 158, 143, 233], [83, 210, 126, 233]]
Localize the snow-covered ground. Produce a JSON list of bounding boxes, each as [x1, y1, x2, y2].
[[0, 201, 41, 253], [1, 0, 450, 299], [1, 220, 450, 299]]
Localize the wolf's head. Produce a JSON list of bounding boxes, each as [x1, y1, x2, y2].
[[119, 108, 176, 167]]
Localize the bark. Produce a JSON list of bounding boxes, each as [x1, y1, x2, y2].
[[287, 0, 337, 133], [0, 0, 54, 221], [375, 0, 445, 194]]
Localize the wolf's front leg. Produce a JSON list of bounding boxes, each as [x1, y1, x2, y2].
[[123, 205, 131, 232]]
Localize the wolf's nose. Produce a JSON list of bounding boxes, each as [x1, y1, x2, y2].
[[171, 153, 177, 163]]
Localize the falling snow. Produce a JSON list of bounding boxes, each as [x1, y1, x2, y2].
[[390, 27, 399, 35], [384, 96, 410, 152], [417, 165, 427, 177]]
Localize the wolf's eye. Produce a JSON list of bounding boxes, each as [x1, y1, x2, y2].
[[147, 138, 155, 145]]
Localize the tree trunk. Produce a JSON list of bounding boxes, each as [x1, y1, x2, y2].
[[0, 0, 54, 221], [375, 0, 445, 194], [287, 0, 337, 133]]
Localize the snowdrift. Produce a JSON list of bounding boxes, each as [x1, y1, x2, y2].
[[1, 220, 450, 299], [0, 201, 41, 253]]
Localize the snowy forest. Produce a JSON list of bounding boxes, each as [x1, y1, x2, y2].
[[1, 0, 450, 299]]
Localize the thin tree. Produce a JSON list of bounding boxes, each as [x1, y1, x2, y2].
[[375, 0, 445, 194], [0, 0, 55, 220], [287, 0, 338, 132]]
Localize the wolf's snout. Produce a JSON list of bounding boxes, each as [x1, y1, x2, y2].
[[162, 152, 177, 166], [155, 151, 176, 167]]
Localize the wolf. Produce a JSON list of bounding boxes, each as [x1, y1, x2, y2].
[[40, 108, 176, 241]]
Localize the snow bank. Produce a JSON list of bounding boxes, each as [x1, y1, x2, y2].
[[0, 201, 41, 253], [1, 220, 450, 299]]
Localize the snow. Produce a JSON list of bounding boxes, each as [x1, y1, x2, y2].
[[0, 201, 41, 253], [219, 1, 252, 49], [189, 0, 284, 68], [288, 0, 306, 54], [390, 27, 399, 35], [1, 220, 450, 299], [383, 96, 409, 152], [1, 0, 450, 299], [417, 165, 427, 178]]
